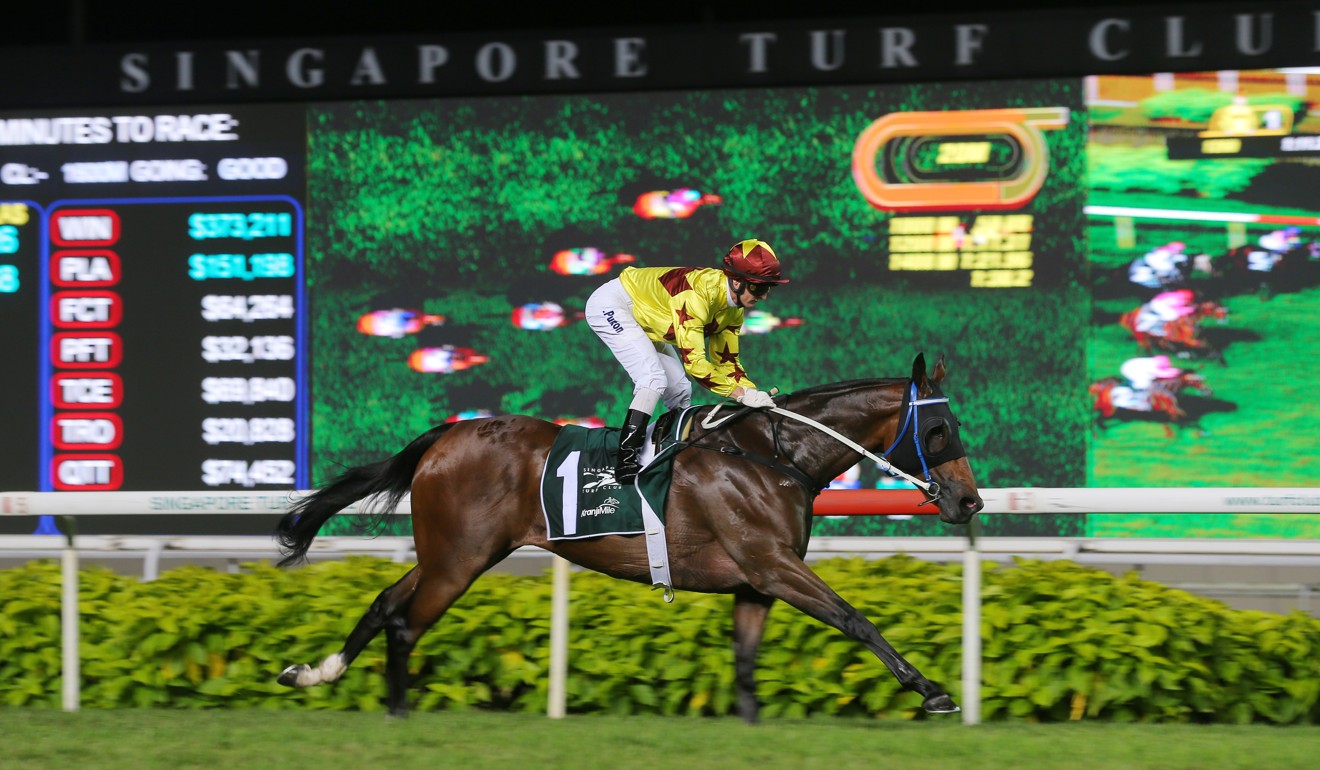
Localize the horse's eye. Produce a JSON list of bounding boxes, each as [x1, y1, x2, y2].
[[924, 423, 949, 454]]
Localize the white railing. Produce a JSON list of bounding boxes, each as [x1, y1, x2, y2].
[[8, 534, 1320, 579], [4, 487, 1320, 721]]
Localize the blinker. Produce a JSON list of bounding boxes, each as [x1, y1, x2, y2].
[[882, 383, 967, 477]]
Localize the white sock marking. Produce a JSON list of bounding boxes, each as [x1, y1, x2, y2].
[[318, 652, 347, 683]]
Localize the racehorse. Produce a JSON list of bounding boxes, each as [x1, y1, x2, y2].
[[1118, 300, 1229, 364], [274, 354, 984, 722], [1093, 252, 1215, 302], [1090, 371, 1211, 437], [1208, 241, 1320, 299]]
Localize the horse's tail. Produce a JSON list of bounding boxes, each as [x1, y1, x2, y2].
[[1088, 379, 1118, 418], [1117, 309, 1138, 334], [275, 424, 455, 566]]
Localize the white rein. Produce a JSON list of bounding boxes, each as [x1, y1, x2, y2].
[[700, 400, 944, 494]]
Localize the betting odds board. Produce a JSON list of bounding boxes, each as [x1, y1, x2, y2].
[[0, 106, 307, 495]]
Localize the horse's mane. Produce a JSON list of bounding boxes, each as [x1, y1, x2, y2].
[[782, 376, 910, 401]]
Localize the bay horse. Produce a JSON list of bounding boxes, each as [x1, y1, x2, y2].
[[274, 353, 984, 721], [1118, 299, 1228, 364]]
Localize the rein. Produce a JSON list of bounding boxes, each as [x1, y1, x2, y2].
[[699, 384, 945, 499]]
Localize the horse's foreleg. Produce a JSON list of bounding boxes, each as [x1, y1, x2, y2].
[[745, 555, 958, 714], [278, 566, 421, 689], [732, 589, 774, 724]]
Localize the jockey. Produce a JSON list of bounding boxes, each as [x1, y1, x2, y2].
[[1120, 355, 1182, 391], [1128, 242, 1191, 289], [1258, 226, 1302, 256], [585, 239, 789, 483], [1149, 289, 1196, 320], [1108, 355, 1182, 412], [1133, 289, 1195, 333], [1249, 226, 1304, 273]]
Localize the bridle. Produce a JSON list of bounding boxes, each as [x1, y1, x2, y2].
[[698, 382, 959, 502]]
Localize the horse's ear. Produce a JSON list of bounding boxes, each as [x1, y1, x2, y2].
[[911, 353, 928, 390], [932, 354, 947, 385]]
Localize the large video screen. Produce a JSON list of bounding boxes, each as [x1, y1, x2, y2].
[[1, 68, 1317, 538], [1084, 70, 1320, 538], [304, 80, 1087, 539]]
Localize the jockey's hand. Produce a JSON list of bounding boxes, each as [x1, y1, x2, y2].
[[736, 388, 776, 409]]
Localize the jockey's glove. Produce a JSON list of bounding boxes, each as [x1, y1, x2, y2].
[[737, 388, 776, 409]]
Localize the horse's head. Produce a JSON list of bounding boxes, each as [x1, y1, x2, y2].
[[1196, 300, 1228, 321], [901, 353, 984, 525], [1180, 372, 1211, 395]]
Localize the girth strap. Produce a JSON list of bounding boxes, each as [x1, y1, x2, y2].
[[711, 444, 822, 494]]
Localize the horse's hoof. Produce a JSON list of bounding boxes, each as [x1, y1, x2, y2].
[[277, 664, 307, 688], [922, 694, 961, 714]]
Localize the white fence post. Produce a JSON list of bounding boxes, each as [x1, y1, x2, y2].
[[547, 555, 570, 718], [961, 522, 981, 726], [59, 518, 80, 713]]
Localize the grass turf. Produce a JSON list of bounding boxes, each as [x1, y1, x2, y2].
[[4, 709, 1319, 770]]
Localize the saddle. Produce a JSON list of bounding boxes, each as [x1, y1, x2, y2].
[[649, 408, 690, 450]]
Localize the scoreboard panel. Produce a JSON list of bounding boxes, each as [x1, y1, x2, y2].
[[0, 200, 40, 490], [2, 105, 307, 499], [42, 197, 303, 492]]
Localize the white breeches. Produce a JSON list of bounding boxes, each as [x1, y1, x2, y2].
[[1133, 306, 1177, 334], [1109, 386, 1153, 412], [586, 279, 693, 414]]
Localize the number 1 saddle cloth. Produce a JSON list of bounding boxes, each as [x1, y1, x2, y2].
[[539, 406, 698, 540]]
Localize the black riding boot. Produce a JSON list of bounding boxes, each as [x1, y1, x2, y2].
[[614, 409, 651, 484]]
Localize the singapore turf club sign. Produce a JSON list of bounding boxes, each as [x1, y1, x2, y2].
[[2, 3, 1317, 108]]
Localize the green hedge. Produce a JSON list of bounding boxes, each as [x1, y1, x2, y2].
[[1087, 144, 1269, 199], [2, 556, 1317, 723]]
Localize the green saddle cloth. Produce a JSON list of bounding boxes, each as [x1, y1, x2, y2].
[[540, 409, 692, 540]]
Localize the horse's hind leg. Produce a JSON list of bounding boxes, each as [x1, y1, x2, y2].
[[732, 589, 774, 723], [278, 566, 421, 689], [379, 551, 514, 717], [743, 553, 959, 714]]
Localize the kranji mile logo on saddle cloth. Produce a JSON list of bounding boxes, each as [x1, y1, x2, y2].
[[539, 408, 698, 595]]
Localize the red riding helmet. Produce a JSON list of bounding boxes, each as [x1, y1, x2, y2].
[[722, 239, 789, 284]]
